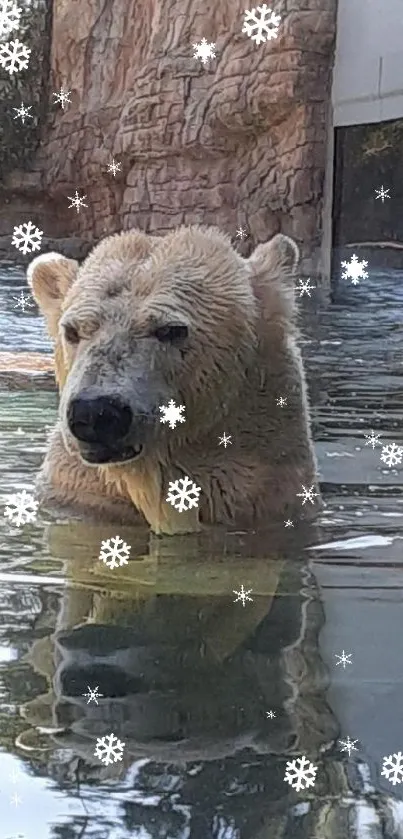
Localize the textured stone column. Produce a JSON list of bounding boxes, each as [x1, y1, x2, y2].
[[3, 0, 337, 284]]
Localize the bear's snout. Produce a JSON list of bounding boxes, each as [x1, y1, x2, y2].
[[66, 389, 160, 465], [67, 393, 132, 445]]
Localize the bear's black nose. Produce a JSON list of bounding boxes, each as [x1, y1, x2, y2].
[[67, 394, 132, 444]]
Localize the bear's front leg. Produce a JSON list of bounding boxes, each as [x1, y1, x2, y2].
[[37, 424, 142, 524]]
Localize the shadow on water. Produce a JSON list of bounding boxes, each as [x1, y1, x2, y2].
[[0, 264, 403, 837]]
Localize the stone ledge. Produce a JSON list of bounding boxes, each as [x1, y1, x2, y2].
[[0, 236, 91, 265], [0, 352, 56, 391]]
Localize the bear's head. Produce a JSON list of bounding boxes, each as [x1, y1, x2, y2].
[[27, 226, 298, 472]]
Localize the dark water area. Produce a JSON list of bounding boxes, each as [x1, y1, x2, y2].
[[1, 262, 403, 838]]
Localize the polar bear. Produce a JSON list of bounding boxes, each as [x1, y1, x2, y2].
[[27, 226, 319, 535]]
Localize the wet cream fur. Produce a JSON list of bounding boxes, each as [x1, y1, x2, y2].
[[27, 226, 318, 535]]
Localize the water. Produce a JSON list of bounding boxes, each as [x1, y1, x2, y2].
[[1, 263, 403, 838]]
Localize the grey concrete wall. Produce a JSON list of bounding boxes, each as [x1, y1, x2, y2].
[[333, 0, 403, 127]]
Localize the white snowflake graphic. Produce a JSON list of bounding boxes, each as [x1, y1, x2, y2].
[[0, 0, 21, 38], [13, 103, 32, 124], [296, 278, 315, 297], [276, 396, 287, 407], [159, 399, 186, 429], [94, 732, 125, 766], [4, 490, 38, 527], [10, 792, 22, 807], [375, 185, 390, 203], [107, 158, 122, 177], [242, 4, 281, 45], [67, 190, 88, 214], [266, 710, 276, 719], [218, 432, 232, 448], [166, 476, 201, 513], [339, 736, 358, 756], [296, 484, 319, 505], [381, 752, 403, 785], [284, 519, 294, 528], [364, 430, 382, 449], [11, 221, 43, 255], [52, 86, 71, 109], [13, 291, 34, 311], [0, 38, 30, 74], [83, 685, 103, 705], [284, 755, 318, 791], [233, 584, 253, 607], [341, 254, 369, 285], [380, 442, 403, 468], [99, 535, 131, 569], [193, 37, 216, 64], [335, 650, 352, 669], [236, 226, 248, 240]]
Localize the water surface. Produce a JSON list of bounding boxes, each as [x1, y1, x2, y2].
[[0, 264, 403, 838]]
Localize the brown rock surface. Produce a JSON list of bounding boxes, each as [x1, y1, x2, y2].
[[2, 0, 337, 282], [0, 352, 55, 390]]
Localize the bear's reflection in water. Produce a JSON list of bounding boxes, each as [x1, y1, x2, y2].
[[17, 519, 358, 839]]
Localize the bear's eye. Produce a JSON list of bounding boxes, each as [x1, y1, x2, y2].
[[154, 324, 188, 345], [63, 323, 80, 345]]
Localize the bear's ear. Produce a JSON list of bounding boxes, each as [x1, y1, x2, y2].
[[27, 252, 79, 339], [246, 233, 299, 327]]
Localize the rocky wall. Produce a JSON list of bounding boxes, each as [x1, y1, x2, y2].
[[1, 0, 337, 283]]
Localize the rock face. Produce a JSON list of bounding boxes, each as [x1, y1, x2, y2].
[[0, 351, 55, 389], [2, 0, 337, 283]]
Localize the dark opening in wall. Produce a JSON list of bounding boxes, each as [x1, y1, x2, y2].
[[331, 119, 403, 281], [0, 0, 52, 179]]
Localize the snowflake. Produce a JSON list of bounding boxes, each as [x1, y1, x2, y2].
[[193, 37, 216, 64], [341, 254, 369, 285], [339, 736, 358, 756], [0, 38, 30, 74], [94, 732, 125, 766], [296, 484, 319, 505], [99, 535, 131, 569], [11, 221, 43, 255], [68, 190, 88, 213], [166, 476, 201, 513], [335, 650, 352, 668], [10, 792, 22, 807], [242, 4, 281, 45], [52, 86, 71, 109], [4, 490, 38, 527], [284, 755, 318, 791], [159, 399, 186, 429], [13, 291, 34, 311], [266, 710, 276, 719], [233, 584, 253, 607], [83, 685, 103, 704], [10, 767, 21, 783], [276, 396, 287, 407], [107, 158, 122, 176], [0, 0, 21, 38], [381, 751, 403, 785], [218, 432, 232, 448], [364, 430, 382, 449], [375, 185, 390, 202], [296, 278, 315, 297], [236, 226, 248, 240], [284, 519, 294, 528], [380, 442, 403, 468], [13, 103, 32, 124]]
